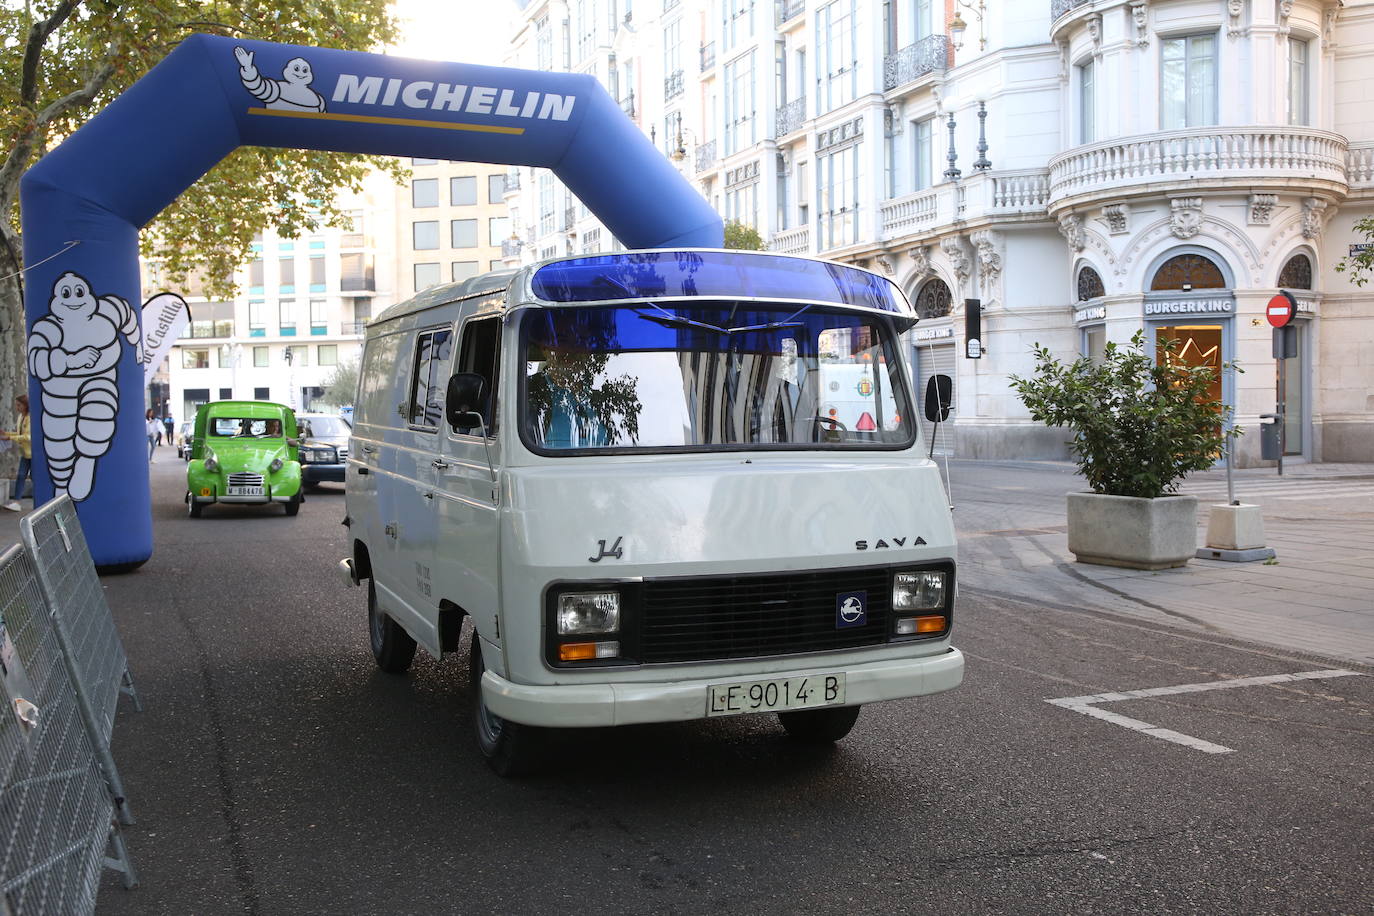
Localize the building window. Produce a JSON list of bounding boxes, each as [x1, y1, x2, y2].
[[914, 278, 952, 319], [309, 254, 325, 292], [217, 346, 233, 368], [279, 299, 296, 335], [318, 344, 339, 366], [182, 348, 210, 369], [1150, 253, 1226, 290], [722, 0, 754, 51], [539, 173, 556, 236], [914, 117, 932, 191], [1078, 60, 1095, 144], [1288, 38, 1309, 126], [249, 300, 265, 336], [413, 220, 440, 250], [817, 0, 857, 114], [412, 158, 438, 166], [292, 345, 309, 367], [1077, 266, 1106, 301], [451, 219, 478, 248], [725, 181, 759, 230], [817, 142, 860, 250], [1160, 34, 1217, 129], [254, 387, 270, 400], [412, 178, 438, 207], [310, 298, 327, 334], [452, 261, 479, 282], [536, 15, 552, 70], [488, 174, 506, 203], [219, 387, 233, 400], [1082, 325, 1107, 363], [489, 259, 504, 271], [1277, 253, 1313, 289], [248, 258, 264, 294], [723, 51, 756, 156], [488, 216, 510, 246], [450, 176, 477, 206], [253, 346, 269, 368], [414, 262, 441, 291], [278, 257, 295, 293]]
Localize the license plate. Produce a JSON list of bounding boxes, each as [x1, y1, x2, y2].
[[706, 673, 845, 717], [227, 486, 264, 497]]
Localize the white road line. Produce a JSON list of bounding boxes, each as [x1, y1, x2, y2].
[[1046, 669, 1365, 754]]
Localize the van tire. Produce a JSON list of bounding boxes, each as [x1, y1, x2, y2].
[[368, 580, 416, 673], [778, 705, 862, 743], [470, 640, 544, 777]]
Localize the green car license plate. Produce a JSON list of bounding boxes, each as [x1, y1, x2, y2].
[[706, 673, 845, 717], [227, 485, 263, 497]]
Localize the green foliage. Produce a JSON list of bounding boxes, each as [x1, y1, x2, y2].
[[1009, 331, 1240, 499], [318, 355, 359, 407], [1334, 216, 1374, 287], [722, 219, 764, 250]]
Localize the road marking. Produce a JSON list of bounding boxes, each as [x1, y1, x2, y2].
[[1046, 669, 1365, 754]]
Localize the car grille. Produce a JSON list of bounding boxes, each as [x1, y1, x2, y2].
[[638, 567, 890, 664], [337, 447, 348, 460], [227, 472, 264, 488]]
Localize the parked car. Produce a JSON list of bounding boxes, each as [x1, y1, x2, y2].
[[186, 400, 302, 517], [296, 413, 351, 488], [175, 420, 195, 460]]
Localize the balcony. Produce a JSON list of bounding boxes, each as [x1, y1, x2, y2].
[[883, 35, 948, 92], [1051, 0, 1091, 20], [776, 0, 804, 27], [501, 238, 523, 259], [504, 170, 521, 192], [700, 42, 716, 72], [768, 225, 810, 256], [620, 90, 636, 118], [341, 321, 367, 335], [1348, 142, 1374, 195], [879, 169, 1051, 240], [563, 206, 578, 231], [1047, 127, 1349, 215], [695, 139, 718, 174], [664, 70, 684, 102], [775, 97, 806, 138]]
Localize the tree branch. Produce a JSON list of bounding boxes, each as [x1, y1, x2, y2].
[[20, 0, 86, 107]]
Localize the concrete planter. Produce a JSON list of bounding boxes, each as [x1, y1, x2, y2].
[[1066, 492, 1199, 570]]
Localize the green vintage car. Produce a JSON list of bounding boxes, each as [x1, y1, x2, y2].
[[185, 400, 303, 518]]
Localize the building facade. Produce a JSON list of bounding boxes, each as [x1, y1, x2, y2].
[[503, 0, 1373, 465]]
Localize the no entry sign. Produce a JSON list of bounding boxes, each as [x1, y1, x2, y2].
[[1267, 291, 1297, 328]]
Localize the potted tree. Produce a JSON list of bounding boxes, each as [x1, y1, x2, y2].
[[1010, 331, 1239, 570]]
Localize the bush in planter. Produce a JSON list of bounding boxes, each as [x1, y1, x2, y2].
[[1009, 331, 1240, 498]]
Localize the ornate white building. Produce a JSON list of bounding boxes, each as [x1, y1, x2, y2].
[[503, 0, 1372, 465]]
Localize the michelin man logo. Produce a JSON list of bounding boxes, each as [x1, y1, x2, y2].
[[234, 47, 326, 112], [27, 272, 142, 502]]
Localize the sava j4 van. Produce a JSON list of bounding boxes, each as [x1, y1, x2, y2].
[[340, 250, 963, 775]]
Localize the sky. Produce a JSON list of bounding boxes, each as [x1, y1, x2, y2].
[[387, 0, 519, 66]]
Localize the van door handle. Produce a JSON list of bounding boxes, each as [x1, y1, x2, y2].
[[432, 459, 450, 470]]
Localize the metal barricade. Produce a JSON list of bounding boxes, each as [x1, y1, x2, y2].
[[0, 544, 136, 915]]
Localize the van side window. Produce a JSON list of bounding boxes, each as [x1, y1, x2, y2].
[[454, 317, 500, 435], [408, 327, 452, 429]]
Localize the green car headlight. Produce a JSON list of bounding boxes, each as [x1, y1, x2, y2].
[[269, 457, 284, 473], [203, 449, 218, 473]]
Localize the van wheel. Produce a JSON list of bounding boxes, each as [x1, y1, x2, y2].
[[368, 580, 416, 673], [778, 705, 862, 743], [284, 493, 302, 516], [470, 639, 544, 777], [187, 494, 203, 518]]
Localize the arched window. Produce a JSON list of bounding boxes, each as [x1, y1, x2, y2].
[[914, 278, 952, 319], [1150, 253, 1227, 291], [1277, 253, 1313, 289], [1077, 265, 1105, 301]]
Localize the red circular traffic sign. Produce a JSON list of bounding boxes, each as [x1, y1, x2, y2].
[[1266, 291, 1297, 328]]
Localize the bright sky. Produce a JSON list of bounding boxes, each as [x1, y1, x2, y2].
[[388, 0, 519, 65]]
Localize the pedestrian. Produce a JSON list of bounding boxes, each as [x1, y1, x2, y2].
[[145, 408, 160, 461], [163, 413, 174, 446], [1, 394, 31, 511]]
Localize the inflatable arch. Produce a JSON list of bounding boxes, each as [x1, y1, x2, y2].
[[20, 34, 723, 570]]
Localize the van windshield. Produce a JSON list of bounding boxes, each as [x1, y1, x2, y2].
[[520, 304, 914, 452]]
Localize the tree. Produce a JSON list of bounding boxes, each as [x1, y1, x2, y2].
[[0, 0, 401, 476], [1335, 216, 1374, 287], [722, 219, 764, 250], [318, 355, 359, 408]]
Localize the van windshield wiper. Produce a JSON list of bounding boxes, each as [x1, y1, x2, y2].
[[636, 302, 811, 335]]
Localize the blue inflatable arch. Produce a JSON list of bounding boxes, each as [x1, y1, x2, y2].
[[20, 34, 723, 570]]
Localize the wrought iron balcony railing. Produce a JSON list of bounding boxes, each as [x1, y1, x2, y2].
[[775, 97, 806, 137], [695, 139, 718, 173], [883, 35, 949, 91]]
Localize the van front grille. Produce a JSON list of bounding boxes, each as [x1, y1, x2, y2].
[[637, 567, 890, 664]]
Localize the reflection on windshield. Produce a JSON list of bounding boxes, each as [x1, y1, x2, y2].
[[299, 417, 349, 438], [521, 304, 912, 452], [209, 417, 286, 438]]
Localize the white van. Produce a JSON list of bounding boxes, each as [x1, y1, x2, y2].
[[341, 249, 963, 774]]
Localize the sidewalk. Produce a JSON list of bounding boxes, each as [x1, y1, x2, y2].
[[947, 458, 1374, 666]]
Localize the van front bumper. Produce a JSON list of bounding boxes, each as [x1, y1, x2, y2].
[[481, 647, 964, 728]]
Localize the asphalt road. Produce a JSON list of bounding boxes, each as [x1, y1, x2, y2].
[[97, 460, 1373, 914]]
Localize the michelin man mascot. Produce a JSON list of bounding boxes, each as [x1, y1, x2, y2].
[[27, 271, 143, 502], [234, 46, 327, 112]]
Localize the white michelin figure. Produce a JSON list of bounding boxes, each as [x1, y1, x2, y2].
[[27, 271, 143, 502], [234, 47, 326, 112]]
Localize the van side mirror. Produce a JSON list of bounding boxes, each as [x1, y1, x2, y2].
[[924, 374, 953, 423], [446, 372, 488, 431]]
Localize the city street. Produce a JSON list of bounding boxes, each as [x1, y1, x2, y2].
[[90, 457, 1372, 915]]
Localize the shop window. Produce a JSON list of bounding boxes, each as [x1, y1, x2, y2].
[[1077, 266, 1105, 301], [913, 278, 952, 319], [1277, 253, 1312, 290], [1149, 254, 1226, 291]]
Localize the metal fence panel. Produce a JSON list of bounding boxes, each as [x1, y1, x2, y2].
[[0, 544, 134, 915], [20, 498, 140, 738]]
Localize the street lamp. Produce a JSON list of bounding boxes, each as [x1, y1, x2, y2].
[[670, 126, 695, 163], [949, 0, 987, 51]]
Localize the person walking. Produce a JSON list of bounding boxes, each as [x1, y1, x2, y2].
[[1, 394, 31, 511], [145, 408, 161, 461], [163, 413, 175, 447]]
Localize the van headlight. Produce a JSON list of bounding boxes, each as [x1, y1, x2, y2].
[[203, 450, 218, 473], [269, 457, 284, 473], [892, 571, 946, 611], [556, 592, 620, 635]]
